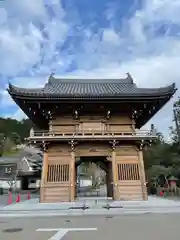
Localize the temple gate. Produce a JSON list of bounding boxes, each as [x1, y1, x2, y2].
[[8, 73, 176, 202]]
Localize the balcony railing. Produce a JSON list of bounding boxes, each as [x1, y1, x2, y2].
[[28, 129, 157, 141]]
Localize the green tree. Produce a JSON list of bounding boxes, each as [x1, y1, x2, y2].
[[146, 165, 172, 180], [0, 117, 32, 142], [144, 129, 180, 180], [0, 133, 5, 157], [170, 98, 180, 146]]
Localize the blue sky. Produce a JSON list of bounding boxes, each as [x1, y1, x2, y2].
[[0, 0, 180, 139]]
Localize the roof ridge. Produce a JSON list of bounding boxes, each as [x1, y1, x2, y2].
[[47, 73, 134, 84]]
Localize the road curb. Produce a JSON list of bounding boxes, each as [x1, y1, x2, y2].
[[0, 211, 152, 218], [2, 205, 180, 211], [1, 208, 180, 218]]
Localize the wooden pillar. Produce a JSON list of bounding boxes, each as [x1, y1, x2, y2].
[[69, 140, 77, 202], [40, 149, 48, 202], [112, 150, 117, 200], [75, 165, 78, 198], [106, 171, 110, 197], [106, 162, 113, 197], [138, 150, 148, 200], [70, 151, 75, 201]]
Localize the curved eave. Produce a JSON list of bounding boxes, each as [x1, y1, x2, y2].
[[7, 87, 49, 129], [136, 96, 171, 128], [7, 83, 177, 100], [7, 83, 44, 97]]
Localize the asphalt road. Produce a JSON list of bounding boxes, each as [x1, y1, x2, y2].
[[0, 213, 180, 239]]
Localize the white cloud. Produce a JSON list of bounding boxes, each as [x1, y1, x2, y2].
[[0, 7, 7, 25], [0, 26, 42, 75], [11, 109, 27, 120], [0, 90, 14, 107], [102, 29, 120, 46], [0, 0, 68, 76], [141, 0, 180, 24], [1, 0, 47, 22], [12, 77, 47, 88]]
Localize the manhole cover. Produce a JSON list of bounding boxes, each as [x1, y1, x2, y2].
[[3, 228, 23, 233]]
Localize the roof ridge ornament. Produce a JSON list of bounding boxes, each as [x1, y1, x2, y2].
[[7, 81, 14, 93], [48, 72, 55, 83], [126, 72, 133, 83]]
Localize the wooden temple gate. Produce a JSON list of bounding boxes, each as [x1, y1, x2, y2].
[[40, 143, 147, 203], [8, 73, 176, 203]]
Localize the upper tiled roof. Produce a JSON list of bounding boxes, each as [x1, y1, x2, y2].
[[7, 73, 177, 99]]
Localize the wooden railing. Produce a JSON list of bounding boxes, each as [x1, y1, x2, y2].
[[29, 129, 157, 139]]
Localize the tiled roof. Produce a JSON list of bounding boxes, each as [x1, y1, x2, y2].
[[7, 74, 177, 99], [0, 157, 20, 165]]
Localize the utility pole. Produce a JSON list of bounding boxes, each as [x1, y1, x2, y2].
[[173, 103, 180, 144]]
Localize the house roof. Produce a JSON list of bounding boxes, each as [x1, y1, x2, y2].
[[0, 157, 20, 165], [7, 73, 176, 100], [0, 147, 43, 173]]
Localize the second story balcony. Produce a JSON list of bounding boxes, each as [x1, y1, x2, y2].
[[28, 128, 157, 142]]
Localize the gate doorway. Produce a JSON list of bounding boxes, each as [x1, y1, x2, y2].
[[75, 156, 113, 199]]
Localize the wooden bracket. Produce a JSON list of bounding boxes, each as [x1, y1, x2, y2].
[[139, 140, 144, 150], [42, 141, 48, 152], [109, 139, 119, 150], [106, 110, 111, 120], [74, 110, 79, 119], [69, 140, 78, 151], [137, 139, 152, 150]]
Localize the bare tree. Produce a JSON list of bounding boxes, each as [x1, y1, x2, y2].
[[3, 137, 14, 153]]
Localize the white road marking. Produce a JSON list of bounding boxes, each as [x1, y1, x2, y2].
[[36, 228, 97, 240]]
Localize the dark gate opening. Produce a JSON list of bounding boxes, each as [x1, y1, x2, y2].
[[75, 156, 113, 199]]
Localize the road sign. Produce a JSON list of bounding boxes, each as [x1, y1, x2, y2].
[[36, 227, 97, 240]]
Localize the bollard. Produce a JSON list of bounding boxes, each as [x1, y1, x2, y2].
[[27, 192, 31, 200], [159, 191, 164, 197], [16, 193, 20, 203], [8, 191, 12, 205]]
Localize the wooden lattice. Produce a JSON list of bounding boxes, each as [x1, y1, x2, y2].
[[47, 164, 70, 182], [117, 163, 140, 181]]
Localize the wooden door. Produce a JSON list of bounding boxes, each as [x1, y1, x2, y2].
[[41, 156, 72, 202], [115, 156, 144, 200]]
